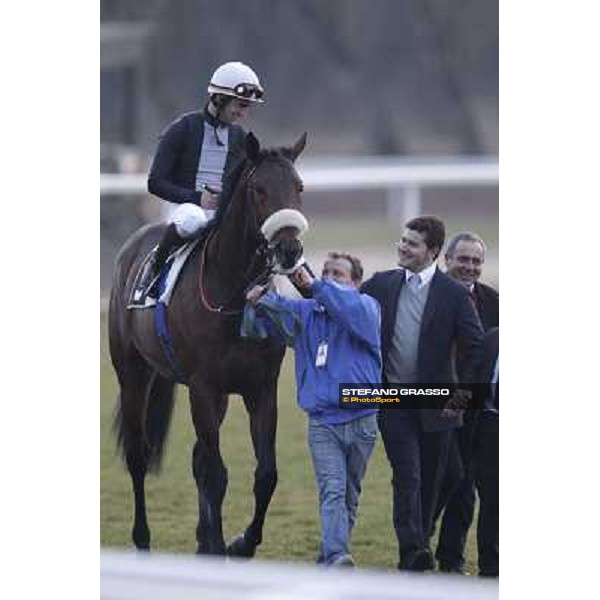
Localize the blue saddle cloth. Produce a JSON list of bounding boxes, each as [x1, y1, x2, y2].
[[154, 267, 187, 384]]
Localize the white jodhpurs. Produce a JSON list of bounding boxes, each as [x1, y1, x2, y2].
[[168, 203, 215, 238]]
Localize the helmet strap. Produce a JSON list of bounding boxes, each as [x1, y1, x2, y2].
[[207, 95, 229, 146]]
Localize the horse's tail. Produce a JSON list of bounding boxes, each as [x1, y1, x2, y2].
[[110, 222, 177, 472], [145, 374, 177, 472], [113, 373, 177, 473]]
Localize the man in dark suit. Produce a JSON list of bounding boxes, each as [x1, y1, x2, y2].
[[434, 232, 499, 573], [472, 327, 499, 577], [361, 216, 484, 571]]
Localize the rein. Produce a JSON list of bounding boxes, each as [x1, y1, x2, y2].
[[198, 164, 273, 315], [198, 229, 271, 315]]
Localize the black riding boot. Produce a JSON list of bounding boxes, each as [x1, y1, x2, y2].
[[140, 223, 185, 297]]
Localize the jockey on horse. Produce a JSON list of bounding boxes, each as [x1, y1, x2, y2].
[[139, 61, 265, 295]]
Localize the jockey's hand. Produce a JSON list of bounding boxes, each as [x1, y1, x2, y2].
[[246, 284, 269, 306], [291, 265, 315, 289], [200, 189, 219, 210]]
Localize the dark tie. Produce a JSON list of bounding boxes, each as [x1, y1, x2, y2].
[[468, 288, 477, 312]]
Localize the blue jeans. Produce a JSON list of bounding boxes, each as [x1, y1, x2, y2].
[[308, 413, 377, 564]]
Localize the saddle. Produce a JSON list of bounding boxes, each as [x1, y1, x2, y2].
[[127, 239, 199, 309]]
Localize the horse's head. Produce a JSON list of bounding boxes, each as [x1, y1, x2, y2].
[[199, 133, 310, 313], [244, 132, 309, 273]]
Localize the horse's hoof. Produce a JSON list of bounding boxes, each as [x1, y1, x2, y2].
[[226, 533, 256, 558], [133, 536, 150, 551], [196, 544, 226, 556]]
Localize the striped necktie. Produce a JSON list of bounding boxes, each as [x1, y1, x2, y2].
[[408, 273, 421, 291]]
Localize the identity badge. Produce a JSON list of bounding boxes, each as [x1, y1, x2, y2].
[[315, 341, 328, 367]]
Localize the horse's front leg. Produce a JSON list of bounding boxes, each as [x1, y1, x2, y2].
[[228, 386, 278, 558], [189, 382, 229, 555]]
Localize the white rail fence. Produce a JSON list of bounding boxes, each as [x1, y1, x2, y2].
[[101, 550, 499, 600], [100, 156, 499, 222]]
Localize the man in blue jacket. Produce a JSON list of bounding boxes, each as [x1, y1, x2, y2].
[[245, 252, 381, 567]]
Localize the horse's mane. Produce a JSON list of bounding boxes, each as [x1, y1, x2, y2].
[[206, 148, 291, 233]]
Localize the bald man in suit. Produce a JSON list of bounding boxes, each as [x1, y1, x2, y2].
[[434, 232, 499, 573]]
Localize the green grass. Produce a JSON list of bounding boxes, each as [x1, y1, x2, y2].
[[101, 317, 480, 572]]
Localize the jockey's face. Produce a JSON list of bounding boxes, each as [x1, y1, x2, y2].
[[220, 98, 251, 124]]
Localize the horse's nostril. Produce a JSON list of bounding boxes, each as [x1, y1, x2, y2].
[[273, 238, 303, 269]]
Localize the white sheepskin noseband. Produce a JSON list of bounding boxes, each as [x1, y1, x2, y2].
[[260, 209, 309, 242]]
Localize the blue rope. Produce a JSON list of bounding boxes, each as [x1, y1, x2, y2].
[[154, 268, 188, 384]]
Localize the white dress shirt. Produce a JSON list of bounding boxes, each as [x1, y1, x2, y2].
[[403, 261, 437, 289]]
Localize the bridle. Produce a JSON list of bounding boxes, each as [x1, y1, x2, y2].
[[198, 161, 293, 315]]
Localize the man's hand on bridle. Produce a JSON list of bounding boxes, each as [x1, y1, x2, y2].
[[290, 265, 314, 289]]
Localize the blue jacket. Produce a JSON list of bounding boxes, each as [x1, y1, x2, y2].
[[254, 279, 382, 424]]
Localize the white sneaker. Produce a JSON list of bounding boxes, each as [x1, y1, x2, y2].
[[331, 555, 355, 567]]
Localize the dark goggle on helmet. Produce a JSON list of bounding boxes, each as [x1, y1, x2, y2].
[[233, 83, 264, 101]]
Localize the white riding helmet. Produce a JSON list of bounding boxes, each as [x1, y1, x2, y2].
[[207, 61, 265, 104]]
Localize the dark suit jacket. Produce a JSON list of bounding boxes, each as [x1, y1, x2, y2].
[[473, 281, 499, 332], [469, 327, 499, 466], [456, 281, 498, 382], [147, 108, 246, 206], [476, 327, 499, 411], [362, 267, 484, 432]]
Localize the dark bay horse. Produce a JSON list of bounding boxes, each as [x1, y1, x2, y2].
[[108, 132, 307, 557]]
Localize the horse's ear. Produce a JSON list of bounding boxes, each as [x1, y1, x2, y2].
[[286, 132, 307, 162], [246, 132, 261, 162]]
